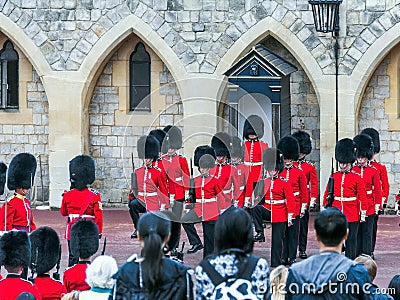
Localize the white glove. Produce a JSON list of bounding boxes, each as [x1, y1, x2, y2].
[[244, 197, 251, 208], [160, 204, 166, 211], [396, 203, 400, 216], [288, 213, 293, 227], [382, 197, 386, 207], [185, 190, 190, 201], [233, 200, 239, 208], [301, 203, 307, 216], [375, 204, 380, 215], [310, 198, 316, 208], [169, 194, 175, 207], [360, 210, 366, 222]]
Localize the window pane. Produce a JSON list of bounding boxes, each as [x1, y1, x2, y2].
[[7, 60, 18, 108], [131, 62, 150, 86], [130, 86, 151, 111], [0, 41, 19, 109], [130, 42, 151, 111]]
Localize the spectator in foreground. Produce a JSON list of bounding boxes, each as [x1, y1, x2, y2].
[[355, 254, 377, 282], [195, 207, 271, 299], [112, 211, 193, 299], [388, 274, 400, 300], [270, 265, 288, 300], [17, 292, 37, 300], [285, 207, 393, 299]]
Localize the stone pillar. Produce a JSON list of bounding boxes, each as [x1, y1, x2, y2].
[[41, 73, 87, 208]]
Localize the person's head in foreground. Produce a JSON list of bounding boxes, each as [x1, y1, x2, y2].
[[355, 254, 377, 282], [270, 265, 288, 300], [138, 211, 171, 292], [70, 219, 100, 261], [16, 293, 36, 300], [86, 255, 118, 290], [214, 206, 254, 254], [314, 207, 348, 250], [0, 230, 31, 274], [388, 274, 400, 300]]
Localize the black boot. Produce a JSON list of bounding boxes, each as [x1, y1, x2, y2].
[[299, 251, 307, 259], [131, 230, 137, 239], [187, 243, 203, 254], [253, 232, 265, 242]]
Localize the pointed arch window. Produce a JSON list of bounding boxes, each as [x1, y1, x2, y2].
[[0, 40, 19, 109], [129, 42, 151, 111]]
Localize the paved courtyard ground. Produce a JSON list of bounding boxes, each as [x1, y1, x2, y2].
[[8, 209, 400, 289]]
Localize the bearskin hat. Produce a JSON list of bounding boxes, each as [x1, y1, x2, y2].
[[231, 136, 244, 159], [0, 162, 7, 195], [164, 126, 182, 149], [69, 155, 95, 191], [263, 148, 284, 173], [277, 135, 300, 161], [292, 130, 312, 155], [149, 129, 169, 154], [243, 115, 264, 139], [211, 132, 232, 158], [353, 134, 374, 160], [70, 219, 99, 260], [7, 153, 37, 191], [194, 146, 216, 168], [335, 138, 356, 164], [0, 230, 31, 268], [137, 135, 160, 160], [29, 226, 60, 275], [361, 128, 380, 153]]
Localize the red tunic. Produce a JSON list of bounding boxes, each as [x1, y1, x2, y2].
[[294, 159, 318, 207], [60, 188, 103, 240], [352, 165, 382, 216], [63, 262, 91, 293], [0, 275, 42, 300], [34, 275, 67, 300], [230, 162, 249, 208], [135, 165, 169, 211], [211, 163, 239, 209], [161, 154, 190, 200], [279, 166, 309, 217], [193, 175, 227, 221], [261, 177, 295, 223], [370, 160, 389, 206], [323, 170, 368, 223], [243, 140, 268, 197], [0, 193, 36, 232]]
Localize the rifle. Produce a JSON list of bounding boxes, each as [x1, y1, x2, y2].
[[326, 158, 335, 208], [189, 158, 196, 204], [131, 153, 138, 197], [53, 244, 61, 280], [101, 236, 107, 255], [28, 247, 38, 283]]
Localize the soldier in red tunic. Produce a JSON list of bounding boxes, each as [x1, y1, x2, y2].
[[277, 135, 308, 265], [353, 134, 382, 257], [128, 135, 169, 239], [252, 148, 296, 267], [0, 153, 37, 233], [0, 230, 41, 300], [292, 130, 318, 259], [242, 115, 269, 206], [30, 226, 67, 299], [361, 127, 389, 259], [63, 219, 99, 293], [181, 146, 227, 258], [211, 132, 238, 211], [230, 136, 249, 208], [60, 155, 103, 266], [161, 125, 190, 253], [323, 138, 368, 259]]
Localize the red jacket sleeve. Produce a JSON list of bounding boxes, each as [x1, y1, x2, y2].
[[372, 170, 382, 210], [215, 180, 229, 211], [60, 193, 68, 216], [323, 179, 329, 207], [309, 165, 319, 201], [180, 156, 190, 192], [284, 182, 296, 215], [357, 177, 368, 212], [299, 172, 309, 206], [5, 202, 15, 231], [157, 170, 170, 208], [93, 193, 103, 234], [379, 164, 389, 203], [29, 208, 37, 231]]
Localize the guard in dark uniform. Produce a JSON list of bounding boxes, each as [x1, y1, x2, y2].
[[161, 125, 190, 253], [292, 130, 318, 259], [181, 145, 228, 258], [30, 226, 67, 299], [278, 135, 308, 265], [0, 230, 41, 299], [211, 132, 238, 211], [353, 134, 382, 257], [230, 136, 249, 208], [63, 219, 100, 293], [242, 115, 269, 206], [0, 153, 37, 232], [323, 138, 368, 259], [60, 155, 103, 266], [128, 135, 169, 238], [252, 148, 295, 267], [361, 127, 389, 259]]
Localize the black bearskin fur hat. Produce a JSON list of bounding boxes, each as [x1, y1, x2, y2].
[[243, 115, 264, 139], [211, 132, 232, 158], [194, 146, 216, 168], [231, 136, 244, 159], [0, 162, 7, 195], [335, 138, 356, 164], [137, 135, 160, 160], [69, 155, 95, 191], [149, 129, 169, 154], [70, 219, 99, 260], [7, 153, 37, 190], [353, 134, 374, 160], [0, 230, 31, 268], [292, 130, 312, 155], [277, 135, 300, 161], [360, 128, 380, 153], [263, 148, 284, 173], [163, 125, 182, 149]]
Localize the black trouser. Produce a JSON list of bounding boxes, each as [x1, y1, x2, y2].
[[271, 222, 287, 267], [202, 221, 216, 258], [168, 200, 184, 251], [252, 204, 271, 233], [299, 209, 309, 252], [128, 199, 146, 229], [372, 214, 379, 252], [182, 209, 202, 245], [67, 239, 78, 267], [283, 216, 299, 261], [345, 221, 359, 260], [357, 215, 374, 256]]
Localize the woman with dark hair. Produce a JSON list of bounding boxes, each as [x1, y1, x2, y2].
[[112, 211, 193, 299], [388, 274, 400, 300], [195, 207, 271, 299]]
